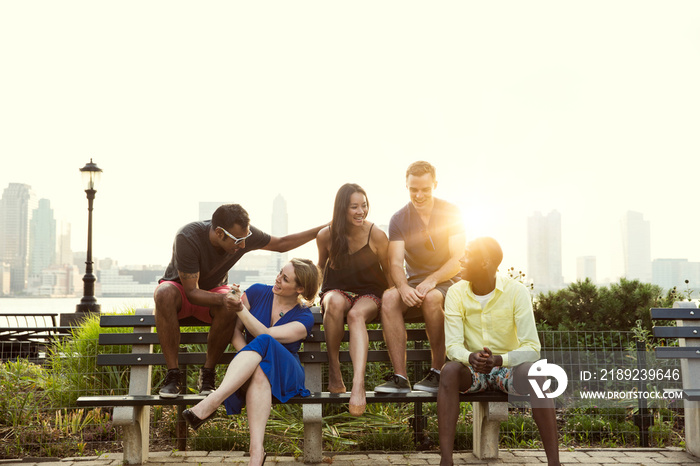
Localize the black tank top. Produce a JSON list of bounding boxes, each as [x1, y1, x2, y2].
[[321, 224, 389, 297]]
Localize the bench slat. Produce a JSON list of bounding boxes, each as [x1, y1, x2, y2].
[[305, 328, 427, 343], [100, 311, 324, 325], [300, 349, 432, 363], [96, 327, 426, 345], [99, 315, 156, 328], [77, 390, 522, 407], [653, 327, 700, 338], [655, 347, 700, 359], [97, 353, 225, 366], [97, 330, 426, 345], [651, 308, 700, 320], [97, 349, 433, 366], [99, 332, 209, 345], [685, 389, 700, 401]]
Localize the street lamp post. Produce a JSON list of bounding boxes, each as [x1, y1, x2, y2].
[[76, 159, 102, 315]]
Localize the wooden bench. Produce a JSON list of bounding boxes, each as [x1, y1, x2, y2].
[[0, 313, 72, 362], [651, 302, 700, 458], [77, 307, 518, 464]]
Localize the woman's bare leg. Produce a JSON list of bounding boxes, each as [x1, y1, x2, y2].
[[322, 292, 351, 393], [246, 367, 272, 466], [189, 351, 262, 419], [346, 297, 379, 416]]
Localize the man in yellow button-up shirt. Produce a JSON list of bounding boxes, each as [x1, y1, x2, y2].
[[437, 237, 560, 466]]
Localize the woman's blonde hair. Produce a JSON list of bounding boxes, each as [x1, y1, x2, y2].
[[290, 258, 322, 305]]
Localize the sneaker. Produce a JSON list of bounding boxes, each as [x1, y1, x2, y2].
[[374, 374, 411, 394], [158, 368, 182, 398], [413, 369, 440, 393], [198, 367, 216, 395]]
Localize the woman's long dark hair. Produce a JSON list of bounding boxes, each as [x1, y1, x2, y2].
[[329, 183, 369, 269]]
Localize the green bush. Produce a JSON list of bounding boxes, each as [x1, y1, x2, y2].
[[0, 356, 119, 458], [0, 358, 47, 427], [534, 278, 674, 333], [45, 312, 133, 407]]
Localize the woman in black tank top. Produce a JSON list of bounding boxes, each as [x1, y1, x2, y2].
[[316, 184, 393, 416]]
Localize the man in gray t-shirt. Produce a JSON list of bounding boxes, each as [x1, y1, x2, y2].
[[155, 204, 325, 398], [374, 161, 465, 394]]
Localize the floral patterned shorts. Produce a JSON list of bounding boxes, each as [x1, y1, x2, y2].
[[461, 365, 523, 395], [320, 289, 382, 312]]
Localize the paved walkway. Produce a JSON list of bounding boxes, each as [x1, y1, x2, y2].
[[0, 449, 698, 466]]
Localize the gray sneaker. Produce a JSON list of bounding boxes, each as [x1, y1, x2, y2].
[[374, 374, 411, 394], [413, 369, 440, 393]]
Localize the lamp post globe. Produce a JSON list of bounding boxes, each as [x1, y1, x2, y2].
[[76, 159, 102, 314]]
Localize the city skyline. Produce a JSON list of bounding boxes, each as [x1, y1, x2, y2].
[[2, 179, 697, 296], [2, 2, 700, 289], [0, 183, 36, 293]]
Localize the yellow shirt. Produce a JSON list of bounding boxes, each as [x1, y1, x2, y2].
[[444, 275, 541, 368]]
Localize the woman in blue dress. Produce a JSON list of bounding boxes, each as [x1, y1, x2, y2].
[[182, 258, 321, 466]]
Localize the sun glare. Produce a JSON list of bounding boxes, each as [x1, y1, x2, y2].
[[459, 202, 497, 240]]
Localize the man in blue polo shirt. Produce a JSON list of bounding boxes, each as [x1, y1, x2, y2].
[[374, 161, 465, 394]]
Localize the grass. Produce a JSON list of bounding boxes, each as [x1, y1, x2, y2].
[[0, 311, 689, 459]]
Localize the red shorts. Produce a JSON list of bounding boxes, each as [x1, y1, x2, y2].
[[157, 280, 232, 324]]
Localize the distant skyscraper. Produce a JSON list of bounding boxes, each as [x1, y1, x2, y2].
[[652, 259, 687, 291], [576, 256, 597, 283], [29, 198, 57, 277], [527, 210, 563, 291], [652, 258, 700, 291], [0, 262, 10, 295], [621, 211, 652, 282], [57, 221, 74, 266], [0, 183, 36, 293], [272, 194, 288, 270]]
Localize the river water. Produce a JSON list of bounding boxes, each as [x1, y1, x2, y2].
[[0, 296, 155, 318]]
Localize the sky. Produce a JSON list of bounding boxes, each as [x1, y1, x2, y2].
[[1, 1, 699, 284]]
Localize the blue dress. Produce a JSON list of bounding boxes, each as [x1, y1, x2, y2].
[[223, 284, 314, 415]]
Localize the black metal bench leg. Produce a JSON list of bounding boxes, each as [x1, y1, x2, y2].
[[413, 401, 430, 449]]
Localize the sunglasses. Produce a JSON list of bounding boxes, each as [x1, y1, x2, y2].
[[218, 227, 253, 245]]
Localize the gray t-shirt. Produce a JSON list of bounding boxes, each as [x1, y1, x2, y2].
[[388, 198, 464, 282], [160, 220, 271, 290]]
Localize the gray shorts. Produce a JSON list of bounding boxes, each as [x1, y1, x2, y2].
[[401, 276, 459, 322], [407, 276, 460, 299]]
